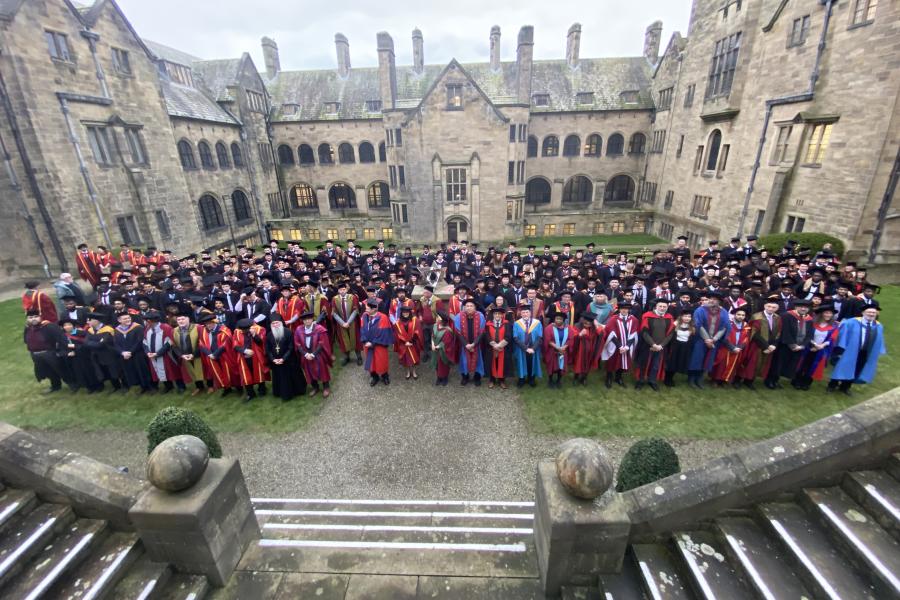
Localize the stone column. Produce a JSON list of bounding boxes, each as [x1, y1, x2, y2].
[[550, 178, 564, 211]]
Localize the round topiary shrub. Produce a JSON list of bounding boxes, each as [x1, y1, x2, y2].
[[146, 407, 222, 458], [615, 438, 680, 492]]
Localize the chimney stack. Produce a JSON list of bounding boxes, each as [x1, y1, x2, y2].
[[516, 26, 534, 104], [335, 33, 351, 78], [412, 28, 424, 75], [377, 31, 397, 109], [489, 25, 501, 72], [566, 23, 581, 69], [261, 36, 280, 78], [644, 21, 663, 64]]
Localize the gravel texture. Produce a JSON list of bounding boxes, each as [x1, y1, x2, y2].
[[34, 360, 748, 500]]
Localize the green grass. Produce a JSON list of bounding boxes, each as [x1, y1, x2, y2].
[[511, 234, 666, 250], [521, 286, 900, 440], [0, 299, 324, 433]]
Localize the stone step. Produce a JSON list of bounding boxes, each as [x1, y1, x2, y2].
[[256, 507, 535, 530], [802, 487, 900, 597], [598, 552, 647, 600], [260, 520, 534, 546], [672, 531, 753, 600], [0, 503, 75, 589], [886, 454, 900, 482], [631, 543, 693, 599], [108, 554, 172, 600], [252, 497, 535, 514], [3, 518, 107, 600], [560, 584, 603, 600], [844, 471, 900, 542], [713, 516, 812, 600], [757, 502, 878, 599], [0, 489, 37, 533], [52, 531, 143, 600], [155, 573, 209, 600]]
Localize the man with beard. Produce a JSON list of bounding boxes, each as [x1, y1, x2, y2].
[[601, 301, 639, 389], [766, 299, 813, 389], [295, 310, 334, 397], [361, 299, 394, 386], [331, 280, 363, 366], [513, 304, 543, 388], [393, 305, 424, 380], [634, 299, 675, 391], [23, 310, 68, 393], [171, 312, 207, 395], [266, 315, 306, 401], [686, 292, 730, 389]]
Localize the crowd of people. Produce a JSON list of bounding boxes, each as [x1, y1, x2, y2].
[[21, 234, 887, 402]]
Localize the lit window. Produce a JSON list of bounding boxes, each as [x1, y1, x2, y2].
[[447, 84, 463, 108], [851, 0, 878, 26], [382, 227, 394, 239], [308, 229, 321, 241], [344, 228, 356, 239], [611, 221, 625, 233], [524, 224, 537, 237], [363, 228, 376, 240], [327, 228, 339, 240], [543, 224, 556, 236], [592, 222, 605, 234], [289, 229, 302, 240], [563, 223, 576, 235], [803, 123, 833, 166]]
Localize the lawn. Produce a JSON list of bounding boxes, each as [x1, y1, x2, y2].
[[520, 285, 900, 440]]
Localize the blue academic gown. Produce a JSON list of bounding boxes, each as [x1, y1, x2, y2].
[[453, 312, 485, 375], [831, 317, 886, 383], [512, 318, 543, 378], [688, 306, 731, 372]]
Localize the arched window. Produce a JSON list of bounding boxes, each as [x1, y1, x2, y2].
[[318, 143, 334, 164], [230, 142, 243, 167], [378, 141, 386, 162], [338, 143, 355, 164], [198, 141, 215, 169], [298, 144, 315, 165], [232, 190, 252, 222], [525, 178, 552, 204], [177, 140, 196, 169], [629, 133, 646, 155], [607, 134, 625, 156], [215, 142, 230, 169], [359, 142, 376, 163], [527, 136, 538, 158], [198, 195, 224, 230], [277, 144, 295, 165], [367, 182, 390, 208], [289, 183, 318, 209], [542, 135, 559, 157], [328, 182, 356, 209], [563, 135, 581, 157], [603, 175, 635, 204], [584, 134, 602, 157], [563, 176, 593, 203], [706, 129, 722, 171]]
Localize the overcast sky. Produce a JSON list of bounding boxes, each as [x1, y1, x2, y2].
[[115, 0, 691, 71]]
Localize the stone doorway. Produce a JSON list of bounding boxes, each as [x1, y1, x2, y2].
[[447, 217, 468, 242]]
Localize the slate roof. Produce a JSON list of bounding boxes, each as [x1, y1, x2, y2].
[[144, 39, 202, 67], [160, 79, 240, 125], [192, 58, 243, 102]]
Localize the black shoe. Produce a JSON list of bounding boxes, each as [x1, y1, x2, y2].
[[382, 375, 390, 385], [634, 382, 644, 390], [664, 379, 675, 388], [841, 389, 852, 396], [743, 381, 756, 391], [461, 376, 469, 386], [161, 386, 172, 394], [474, 377, 482, 387], [441, 379, 449, 386], [516, 379, 525, 388], [732, 381, 742, 390], [221, 388, 232, 397], [43, 386, 61, 395], [528, 378, 537, 388], [370, 376, 379, 387], [356, 356, 363, 366], [764, 382, 776, 390], [649, 382, 660, 392], [435, 378, 442, 386], [605, 377, 612, 389], [695, 379, 705, 389], [258, 384, 267, 395], [616, 378, 626, 388], [242, 395, 253, 404], [825, 386, 836, 393], [342, 356, 351, 366]]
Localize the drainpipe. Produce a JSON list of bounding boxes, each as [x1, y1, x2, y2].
[[81, 30, 110, 100], [736, 0, 835, 237]]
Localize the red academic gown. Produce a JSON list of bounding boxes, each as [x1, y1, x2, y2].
[[75, 250, 101, 287], [22, 290, 58, 323], [484, 319, 512, 379], [571, 323, 599, 375], [361, 312, 394, 375], [433, 324, 457, 378], [602, 314, 640, 372], [233, 325, 270, 386], [738, 314, 782, 381], [275, 296, 307, 332], [393, 317, 424, 366], [198, 325, 238, 389], [294, 323, 334, 383], [144, 323, 183, 383], [711, 321, 752, 383], [543, 325, 577, 374]]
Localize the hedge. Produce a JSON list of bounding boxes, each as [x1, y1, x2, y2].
[[615, 437, 680, 493], [146, 406, 223, 458], [757, 232, 845, 258]]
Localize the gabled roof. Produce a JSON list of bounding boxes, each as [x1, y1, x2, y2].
[[144, 39, 202, 67], [403, 58, 510, 124], [161, 79, 240, 125], [652, 32, 686, 78], [193, 58, 243, 102]]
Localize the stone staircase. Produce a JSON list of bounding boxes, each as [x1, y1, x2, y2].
[[0, 483, 209, 600]]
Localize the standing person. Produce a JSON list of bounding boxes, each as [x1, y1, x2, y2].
[[23, 311, 68, 393], [197, 313, 238, 396], [361, 299, 393, 386], [83, 312, 122, 392], [274, 285, 305, 333], [827, 306, 886, 395], [393, 305, 424, 380], [664, 311, 695, 387], [739, 297, 782, 390], [601, 302, 639, 389], [634, 299, 675, 391], [143, 311, 182, 394], [265, 315, 306, 401], [75, 243, 101, 288], [295, 311, 334, 397], [483, 306, 512, 389], [22, 281, 58, 323], [114, 312, 153, 394], [233, 319, 270, 403], [512, 304, 543, 388], [543, 311, 575, 388], [331, 281, 362, 366], [767, 299, 813, 389], [792, 305, 839, 390], [453, 299, 486, 386], [431, 311, 457, 386], [571, 312, 599, 386], [417, 285, 443, 363], [686, 293, 730, 389], [53, 273, 86, 313], [171, 312, 207, 396], [710, 307, 752, 388]]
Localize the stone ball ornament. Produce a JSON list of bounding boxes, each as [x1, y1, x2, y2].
[[147, 435, 210, 492], [555, 438, 614, 500]]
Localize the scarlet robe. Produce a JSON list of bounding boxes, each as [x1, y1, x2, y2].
[[601, 314, 639, 372], [275, 296, 306, 332], [361, 312, 394, 375], [143, 323, 182, 383], [484, 319, 512, 379], [198, 325, 238, 389], [23, 290, 58, 323], [571, 324, 599, 375], [453, 312, 485, 376], [75, 250, 101, 287], [393, 317, 424, 366], [233, 325, 270, 385], [447, 295, 467, 317], [543, 325, 576, 374], [711, 321, 752, 383], [294, 323, 334, 383]]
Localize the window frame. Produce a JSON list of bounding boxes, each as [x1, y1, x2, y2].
[[788, 15, 812, 47], [116, 215, 141, 245], [198, 195, 226, 231], [111, 47, 132, 75], [198, 141, 215, 170], [123, 127, 147, 165], [231, 142, 244, 167], [850, 0, 878, 28], [606, 134, 625, 156], [367, 182, 390, 208], [445, 168, 467, 203], [705, 32, 742, 100], [525, 177, 552, 205], [45, 30, 72, 62], [232, 190, 252, 223], [802, 122, 834, 167], [290, 183, 318, 209], [562, 175, 593, 204], [541, 135, 559, 157], [86, 125, 115, 166], [446, 83, 464, 109]]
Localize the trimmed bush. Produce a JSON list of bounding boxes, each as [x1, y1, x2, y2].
[[615, 438, 680, 492], [146, 407, 222, 458], [757, 232, 845, 258]]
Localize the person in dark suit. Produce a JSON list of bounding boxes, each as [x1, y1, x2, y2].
[[58, 296, 92, 326], [237, 288, 271, 329]]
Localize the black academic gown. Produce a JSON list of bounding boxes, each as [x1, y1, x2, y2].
[[114, 324, 152, 389], [265, 330, 307, 400]]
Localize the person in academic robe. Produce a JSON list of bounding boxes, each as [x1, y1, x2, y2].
[[710, 307, 752, 387], [388, 287, 416, 325], [549, 292, 577, 327], [143, 311, 183, 393], [361, 299, 394, 386], [571, 312, 599, 386], [483, 306, 513, 389], [601, 302, 639, 388], [543, 311, 576, 388], [114, 312, 153, 393], [22, 281, 58, 323], [274, 285, 305, 333], [331, 281, 362, 366], [82, 311, 121, 391], [766, 299, 813, 388], [57, 296, 90, 327], [634, 299, 676, 391], [24, 311, 68, 393], [233, 318, 270, 403], [197, 313, 238, 396], [303, 282, 330, 327], [418, 286, 443, 364], [431, 311, 457, 386], [453, 299, 486, 386], [265, 315, 306, 401], [686, 293, 730, 389], [59, 318, 100, 392], [791, 304, 839, 390], [512, 304, 543, 388], [75, 243, 101, 288], [827, 306, 886, 395], [447, 285, 469, 318], [738, 297, 783, 389], [295, 310, 334, 397], [170, 312, 207, 395], [664, 311, 695, 387], [393, 305, 424, 380]]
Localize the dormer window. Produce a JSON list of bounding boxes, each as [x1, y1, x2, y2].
[[247, 90, 267, 112], [165, 61, 193, 87], [366, 100, 382, 113], [282, 103, 300, 115], [446, 84, 463, 109], [532, 93, 550, 107], [325, 101, 341, 114], [620, 90, 639, 104], [576, 92, 594, 105]]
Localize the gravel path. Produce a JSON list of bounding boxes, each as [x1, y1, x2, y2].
[[35, 360, 748, 500]]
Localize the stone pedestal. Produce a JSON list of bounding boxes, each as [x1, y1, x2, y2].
[[412, 282, 455, 301], [534, 460, 630, 596], [129, 458, 259, 586]]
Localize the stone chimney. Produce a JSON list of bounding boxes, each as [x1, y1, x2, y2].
[[516, 26, 534, 104], [335, 33, 351, 78], [644, 21, 663, 64], [261, 36, 280, 78], [566, 23, 581, 69], [412, 28, 424, 75], [377, 31, 397, 109], [490, 25, 501, 72]]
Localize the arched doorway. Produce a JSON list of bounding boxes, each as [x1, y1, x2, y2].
[[447, 217, 469, 242]]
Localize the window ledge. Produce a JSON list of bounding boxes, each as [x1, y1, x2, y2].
[[701, 172, 715, 178], [847, 21, 874, 31], [51, 58, 76, 67], [607, 153, 624, 158], [445, 106, 464, 111], [800, 163, 822, 169]]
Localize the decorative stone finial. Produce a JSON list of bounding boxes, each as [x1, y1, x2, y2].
[[147, 435, 210, 492], [555, 438, 613, 500]]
